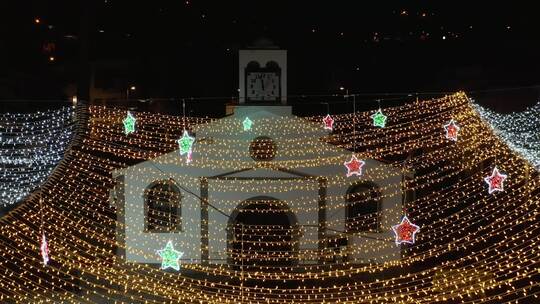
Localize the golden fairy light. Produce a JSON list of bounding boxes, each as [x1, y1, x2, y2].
[[0, 92, 538, 303]]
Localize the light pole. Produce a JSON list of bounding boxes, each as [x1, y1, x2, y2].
[[126, 86, 136, 100], [339, 86, 349, 97]]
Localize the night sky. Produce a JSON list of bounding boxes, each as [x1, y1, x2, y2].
[[2, 1, 540, 112]]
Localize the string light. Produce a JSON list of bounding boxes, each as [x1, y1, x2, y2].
[[0, 106, 74, 206], [473, 100, 540, 170], [0, 92, 538, 303]]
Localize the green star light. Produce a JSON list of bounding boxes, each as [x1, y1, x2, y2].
[[157, 240, 184, 271], [371, 109, 387, 128], [123, 111, 136, 135], [243, 117, 253, 131], [177, 130, 195, 156]]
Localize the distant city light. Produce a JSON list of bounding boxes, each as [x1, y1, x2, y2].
[[442, 35, 446, 40], [49, 56, 55, 62], [35, 18, 40, 24], [130, 86, 136, 91]]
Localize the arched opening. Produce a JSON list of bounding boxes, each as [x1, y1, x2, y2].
[[345, 182, 381, 233], [265, 60, 280, 70], [246, 61, 261, 70], [227, 197, 298, 269], [144, 179, 182, 233]]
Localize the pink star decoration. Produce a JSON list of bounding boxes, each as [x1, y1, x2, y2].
[[323, 114, 334, 130], [344, 155, 365, 177], [40, 234, 50, 265], [444, 119, 460, 141], [392, 216, 420, 245], [484, 167, 508, 194]]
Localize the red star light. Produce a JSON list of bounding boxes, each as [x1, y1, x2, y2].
[[323, 114, 334, 130], [392, 216, 420, 245], [484, 167, 508, 194], [344, 155, 365, 177], [444, 119, 460, 141]]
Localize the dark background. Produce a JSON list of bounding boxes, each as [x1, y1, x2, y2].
[[1, 1, 539, 114]]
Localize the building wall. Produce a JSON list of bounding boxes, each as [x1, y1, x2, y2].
[[115, 106, 404, 266], [119, 162, 403, 265], [205, 171, 322, 264], [300, 164, 403, 264], [121, 164, 203, 263]]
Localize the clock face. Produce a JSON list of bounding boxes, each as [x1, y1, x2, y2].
[[247, 72, 280, 101]]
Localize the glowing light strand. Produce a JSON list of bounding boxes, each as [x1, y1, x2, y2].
[[0, 93, 539, 303], [473, 100, 540, 170], [0, 107, 74, 206]]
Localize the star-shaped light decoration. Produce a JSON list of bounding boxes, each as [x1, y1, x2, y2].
[[371, 108, 387, 128], [484, 167, 508, 194], [392, 216, 420, 245], [122, 111, 136, 135], [323, 114, 334, 130], [343, 155, 366, 177], [243, 117, 253, 131], [443, 119, 460, 141], [177, 130, 195, 156], [157, 240, 184, 271], [40, 233, 50, 266]]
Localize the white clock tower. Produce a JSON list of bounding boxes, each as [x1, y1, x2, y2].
[[239, 38, 287, 105]]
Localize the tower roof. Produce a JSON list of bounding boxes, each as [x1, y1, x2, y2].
[[247, 37, 280, 49]]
